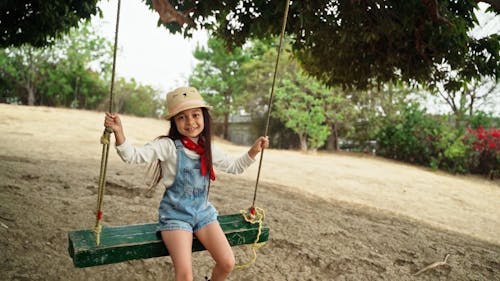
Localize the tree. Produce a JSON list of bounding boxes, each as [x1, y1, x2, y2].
[[237, 39, 302, 149], [436, 77, 499, 128], [235, 39, 291, 119], [339, 82, 423, 151], [239, 38, 358, 151], [188, 37, 249, 139], [38, 22, 112, 108], [322, 88, 356, 151], [0, 46, 44, 105], [1, 0, 101, 48], [109, 78, 163, 118], [0, 21, 112, 107], [146, 0, 500, 90], [274, 74, 331, 151], [235, 38, 327, 150]]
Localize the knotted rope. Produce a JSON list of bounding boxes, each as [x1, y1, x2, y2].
[[235, 207, 266, 270], [93, 0, 121, 246]]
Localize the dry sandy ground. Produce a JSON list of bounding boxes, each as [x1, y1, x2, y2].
[[0, 103, 499, 281]]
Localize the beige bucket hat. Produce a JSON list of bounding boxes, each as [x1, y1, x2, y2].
[[164, 86, 211, 120]]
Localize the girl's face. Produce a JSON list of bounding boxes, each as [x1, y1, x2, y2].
[[173, 107, 204, 138]]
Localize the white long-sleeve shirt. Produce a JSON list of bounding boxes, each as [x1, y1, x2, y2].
[[115, 138, 255, 188]]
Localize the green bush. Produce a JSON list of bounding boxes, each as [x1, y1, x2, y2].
[[376, 103, 442, 166], [376, 105, 499, 177]]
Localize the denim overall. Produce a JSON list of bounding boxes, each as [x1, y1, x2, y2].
[[157, 140, 218, 232]]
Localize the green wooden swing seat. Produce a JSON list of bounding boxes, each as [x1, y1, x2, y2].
[[68, 213, 269, 268]]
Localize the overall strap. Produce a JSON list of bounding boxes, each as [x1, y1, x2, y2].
[[174, 139, 183, 150]]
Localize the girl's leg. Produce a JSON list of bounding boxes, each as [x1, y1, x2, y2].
[[161, 230, 194, 281], [195, 222, 235, 281]]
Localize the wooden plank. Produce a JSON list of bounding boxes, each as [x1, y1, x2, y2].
[[68, 213, 269, 268]]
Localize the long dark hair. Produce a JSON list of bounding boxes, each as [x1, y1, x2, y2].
[[146, 107, 213, 191]]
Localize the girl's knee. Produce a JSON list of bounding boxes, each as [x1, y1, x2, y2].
[[171, 261, 194, 281], [175, 271, 193, 281], [218, 254, 235, 273]]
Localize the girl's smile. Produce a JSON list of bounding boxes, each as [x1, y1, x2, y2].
[[174, 108, 204, 138]]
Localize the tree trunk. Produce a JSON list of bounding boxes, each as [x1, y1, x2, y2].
[[326, 134, 336, 150], [332, 123, 339, 151], [223, 112, 229, 140], [299, 134, 308, 151], [223, 90, 230, 140], [27, 47, 36, 106], [26, 87, 36, 106]]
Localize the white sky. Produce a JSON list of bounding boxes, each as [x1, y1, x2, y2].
[[91, 0, 208, 95]]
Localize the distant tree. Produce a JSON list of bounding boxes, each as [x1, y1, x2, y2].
[[322, 89, 356, 151], [0, 46, 42, 105], [435, 77, 499, 128], [39, 22, 112, 108], [239, 38, 356, 151], [0, 22, 112, 107], [340, 82, 423, 150], [237, 39, 301, 149], [234, 38, 290, 119], [188, 37, 249, 139], [108, 78, 163, 118], [242, 43, 333, 151], [274, 73, 331, 151]]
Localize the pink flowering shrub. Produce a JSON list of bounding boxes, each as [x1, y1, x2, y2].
[[465, 127, 500, 178]]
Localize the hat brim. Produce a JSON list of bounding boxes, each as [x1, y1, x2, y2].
[[165, 101, 211, 120]]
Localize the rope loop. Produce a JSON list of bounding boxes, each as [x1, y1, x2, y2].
[[235, 207, 266, 270]]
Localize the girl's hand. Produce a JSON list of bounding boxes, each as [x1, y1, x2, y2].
[[248, 136, 269, 159], [104, 113, 126, 145], [104, 112, 122, 132]]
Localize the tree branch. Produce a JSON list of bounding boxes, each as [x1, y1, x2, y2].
[[421, 0, 453, 26], [152, 0, 195, 27]]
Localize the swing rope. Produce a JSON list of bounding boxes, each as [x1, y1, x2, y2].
[[93, 0, 121, 246], [236, 0, 291, 269], [250, 0, 291, 211]]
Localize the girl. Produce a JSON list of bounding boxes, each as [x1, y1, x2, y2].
[[104, 86, 269, 281]]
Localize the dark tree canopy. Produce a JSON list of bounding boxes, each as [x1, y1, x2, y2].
[[2, 0, 498, 90], [147, 0, 499, 89], [0, 0, 100, 48]]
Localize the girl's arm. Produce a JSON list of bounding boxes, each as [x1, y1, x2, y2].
[[248, 136, 269, 159], [213, 136, 269, 174], [105, 113, 175, 165], [104, 112, 125, 145]]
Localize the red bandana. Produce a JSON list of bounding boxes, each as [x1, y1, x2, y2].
[[181, 136, 216, 181]]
